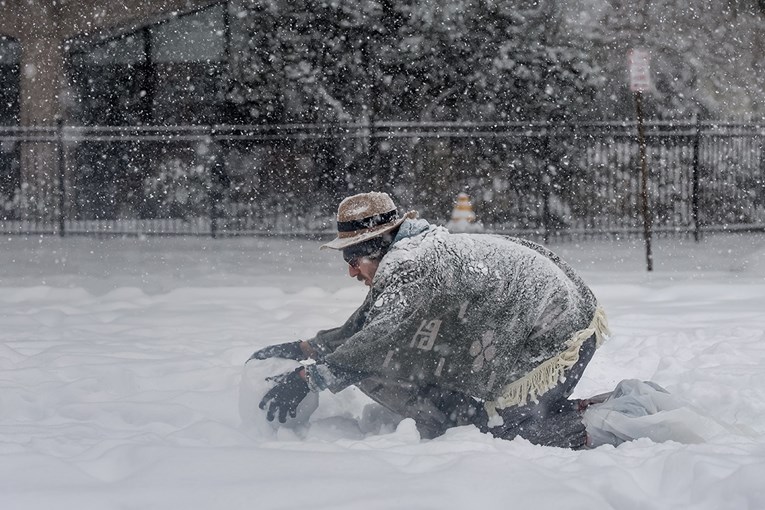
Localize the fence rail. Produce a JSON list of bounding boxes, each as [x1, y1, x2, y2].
[[1, 120, 764, 239]]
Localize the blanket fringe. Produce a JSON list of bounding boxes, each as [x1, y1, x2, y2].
[[485, 306, 610, 417]]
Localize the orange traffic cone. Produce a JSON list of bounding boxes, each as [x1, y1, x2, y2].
[[446, 193, 483, 232]]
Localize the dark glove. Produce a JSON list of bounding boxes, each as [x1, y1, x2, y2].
[[247, 341, 304, 363], [258, 368, 311, 423]]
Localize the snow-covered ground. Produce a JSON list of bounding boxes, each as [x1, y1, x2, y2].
[[1, 232, 764, 510]]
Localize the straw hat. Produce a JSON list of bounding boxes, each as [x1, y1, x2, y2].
[[321, 192, 416, 250]]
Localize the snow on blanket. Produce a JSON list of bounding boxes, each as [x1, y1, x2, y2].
[[0, 234, 764, 510]]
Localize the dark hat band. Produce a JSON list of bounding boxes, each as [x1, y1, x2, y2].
[[337, 209, 398, 233]]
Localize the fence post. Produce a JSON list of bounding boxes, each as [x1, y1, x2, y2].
[[208, 126, 219, 239], [635, 92, 653, 271], [691, 116, 702, 242], [541, 129, 552, 244], [56, 118, 66, 237]]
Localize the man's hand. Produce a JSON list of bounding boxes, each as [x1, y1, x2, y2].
[[258, 368, 311, 423], [247, 341, 305, 362]]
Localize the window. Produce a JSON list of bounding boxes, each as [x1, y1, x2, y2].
[[69, 33, 149, 125], [0, 37, 20, 125], [67, 2, 229, 126], [0, 37, 20, 209], [64, 3, 230, 220], [150, 3, 228, 124], [151, 4, 226, 64]]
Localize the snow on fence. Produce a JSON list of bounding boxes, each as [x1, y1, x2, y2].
[[0, 120, 763, 239]]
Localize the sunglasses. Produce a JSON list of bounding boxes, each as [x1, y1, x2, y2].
[[343, 252, 362, 268], [342, 239, 385, 268]]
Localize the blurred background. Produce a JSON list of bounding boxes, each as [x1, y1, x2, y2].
[[1, 0, 763, 239]]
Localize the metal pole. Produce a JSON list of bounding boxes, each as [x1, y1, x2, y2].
[[691, 116, 702, 242], [208, 127, 218, 239], [542, 131, 551, 244], [56, 118, 66, 237], [635, 91, 653, 271]]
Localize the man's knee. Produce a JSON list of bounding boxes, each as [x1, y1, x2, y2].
[[356, 378, 486, 438]]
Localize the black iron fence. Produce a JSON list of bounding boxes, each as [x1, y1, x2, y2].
[[1, 120, 764, 239]]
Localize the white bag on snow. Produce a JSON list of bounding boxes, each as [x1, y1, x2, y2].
[[583, 379, 740, 447]]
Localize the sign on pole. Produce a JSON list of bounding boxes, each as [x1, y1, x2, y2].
[[629, 48, 653, 272], [629, 49, 651, 92]]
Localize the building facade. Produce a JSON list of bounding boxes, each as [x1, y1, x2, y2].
[[0, 0, 228, 220]]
